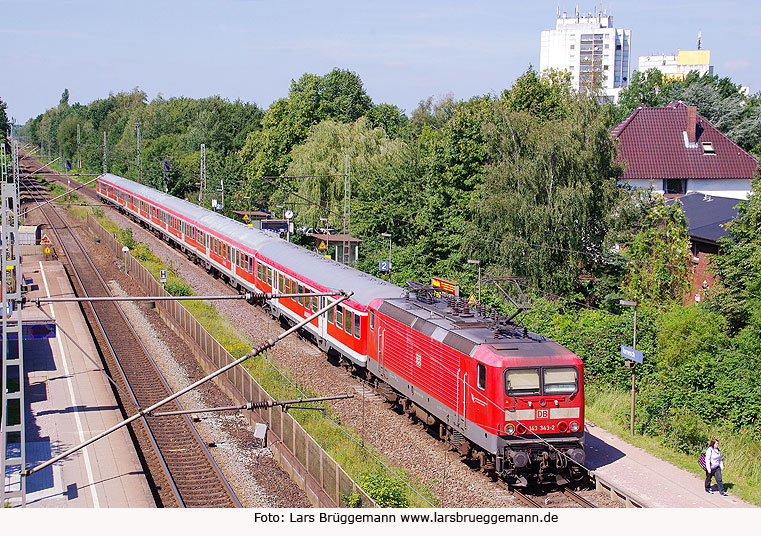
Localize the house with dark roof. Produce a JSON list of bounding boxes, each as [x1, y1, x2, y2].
[[666, 192, 740, 255], [611, 101, 758, 200], [666, 192, 742, 305]]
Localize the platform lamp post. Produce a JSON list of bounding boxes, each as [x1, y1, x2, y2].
[[620, 299, 638, 436], [467, 259, 481, 304], [381, 232, 392, 281]]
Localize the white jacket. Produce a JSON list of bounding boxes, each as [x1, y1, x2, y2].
[[706, 446, 724, 471]]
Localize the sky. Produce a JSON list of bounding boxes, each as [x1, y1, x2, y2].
[[2, 0, 759, 124]]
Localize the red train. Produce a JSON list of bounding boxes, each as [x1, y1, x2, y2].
[[96, 173, 586, 486]]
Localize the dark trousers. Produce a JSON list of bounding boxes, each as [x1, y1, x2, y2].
[[705, 467, 725, 492]]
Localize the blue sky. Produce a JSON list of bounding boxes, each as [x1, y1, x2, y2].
[[2, 1, 759, 123]]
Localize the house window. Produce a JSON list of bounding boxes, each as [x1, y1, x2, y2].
[[702, 142, 716, 155], [664, 179, 687, 194]]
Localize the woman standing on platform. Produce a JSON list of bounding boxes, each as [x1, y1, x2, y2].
[[705, 438, 727, 495]]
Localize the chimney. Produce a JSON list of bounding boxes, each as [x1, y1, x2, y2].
[[687, 106, 697, 143]]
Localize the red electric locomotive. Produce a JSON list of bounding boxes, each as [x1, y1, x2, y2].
[[367, 288, 586, 486]]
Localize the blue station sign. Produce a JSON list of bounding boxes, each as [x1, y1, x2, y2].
[[621, 345, 643, 364]]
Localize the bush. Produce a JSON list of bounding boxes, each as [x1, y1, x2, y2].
[[118, 227, 138, 249], [358, 470, 410, 508], [165, 281, 192, 297], [663, 407, 709, 455]]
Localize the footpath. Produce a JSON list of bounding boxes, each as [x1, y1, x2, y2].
[[585, 420, 755, 508]]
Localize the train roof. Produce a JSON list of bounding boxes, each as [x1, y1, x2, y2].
[[100, 174, 405, 306], [378, 296, 574, 359]]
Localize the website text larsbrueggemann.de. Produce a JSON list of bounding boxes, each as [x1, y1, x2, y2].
[[254, 511, 560, 525]]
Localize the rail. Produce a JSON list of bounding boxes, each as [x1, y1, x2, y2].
[[88, 213, 378, 508], [23, 176, 240, 507]]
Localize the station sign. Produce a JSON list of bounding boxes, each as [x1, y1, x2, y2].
[[261, 220, 288, 233], [431, 276, 459, 297], [160, 269, 167, 284], [621, 345, 643, 364]]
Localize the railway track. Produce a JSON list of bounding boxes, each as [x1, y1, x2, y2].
[[21, 173, 241, 508], [498, 481, 597, 508]]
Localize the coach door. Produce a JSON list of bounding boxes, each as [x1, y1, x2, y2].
[[378, 327, 387, 379], [318, 297, 326, 339]]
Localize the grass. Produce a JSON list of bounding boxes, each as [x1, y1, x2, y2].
[[51, 189, 436, 507], [586, 384, 761, 505]]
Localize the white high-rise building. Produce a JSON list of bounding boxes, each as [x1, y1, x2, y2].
[[540, 7, 631, 102]]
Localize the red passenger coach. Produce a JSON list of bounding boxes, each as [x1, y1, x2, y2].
[[95, 172, 585, 486]]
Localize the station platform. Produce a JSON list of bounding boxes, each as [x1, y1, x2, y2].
[[3, 259, 155, 508], [586, 420, 756, 508]]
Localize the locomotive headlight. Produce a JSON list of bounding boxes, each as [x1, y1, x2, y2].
[[570, 421, 580, 432], [505, 424, 515, 435]]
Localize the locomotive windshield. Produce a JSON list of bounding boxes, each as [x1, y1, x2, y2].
[[505, 368, 540, 396], [542, 367, 578, 395], [505, 367, 578, 396]]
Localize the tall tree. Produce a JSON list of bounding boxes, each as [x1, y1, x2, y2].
[[471, 94, 622, 295], [240, 68, 374, 185]]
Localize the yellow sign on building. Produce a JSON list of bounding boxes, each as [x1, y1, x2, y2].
[[677, 49, 710, 67]]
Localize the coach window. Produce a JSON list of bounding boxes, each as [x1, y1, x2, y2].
[[369, 310, 375, 331], [354, 314, 360, 339], [344, 309, 352, 334], [543, 367, 578, 395], [336, 305, 343, 327], [311, 295, 318, 312], [279, 274, 284, 292], [298, 285, 304, 306], [328, 301, 335, 323], [476, 363, 486, 391], [267, 267, 272, 286]]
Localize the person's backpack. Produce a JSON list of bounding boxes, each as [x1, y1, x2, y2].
[[698, 453, 707, 471]]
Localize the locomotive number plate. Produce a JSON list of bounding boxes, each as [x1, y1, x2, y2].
[[529, 424, 556, 432], [536, 409, 549, 419]]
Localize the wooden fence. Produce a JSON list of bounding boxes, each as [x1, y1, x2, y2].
[[88, 215, 375, 508]]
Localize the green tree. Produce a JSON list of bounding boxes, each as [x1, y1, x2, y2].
[[621, 199, 692, 304], [615, 68, 666, 121], [710, 173, 761, 331], [407, 94, 456, 137], [58, 88, 70, 110], [471, 94, 622, 295], [0, 97, 9, 146], [504, 66, 573, 122], [277, 117, 407, 229]]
